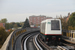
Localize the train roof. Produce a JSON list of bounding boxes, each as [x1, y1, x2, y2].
[[41, 19, 60, 23]]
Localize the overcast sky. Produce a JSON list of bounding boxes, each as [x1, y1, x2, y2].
[[0, 0, 75, 22]]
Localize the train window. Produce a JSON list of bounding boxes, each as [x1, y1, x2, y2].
[[51, 20, 60, 30]]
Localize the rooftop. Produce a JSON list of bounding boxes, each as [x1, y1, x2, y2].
[[29, 15, 46, 17]]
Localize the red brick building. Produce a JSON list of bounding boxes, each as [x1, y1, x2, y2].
[[64, 13, 70, 22], [46, 17, 52, 19], [0, 23, 5, 28], [29, 15, 52, 26], [66, 13, 70, 22]]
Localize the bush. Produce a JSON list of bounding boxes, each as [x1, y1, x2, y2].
[[0, 27, 8, 48]]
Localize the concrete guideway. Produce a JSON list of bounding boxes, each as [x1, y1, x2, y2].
[[13, 28, 39, 50], [23, 32, 43, 50], [14, 32, 26, 50], [0, 27, 39, 50], [26, 34, 37, 50], [1, 31, 14, 50], [24, 34, 33, 50], [1, 28, 26, 50], [24, 33, 37, 50], [33, 34, 43, 50]]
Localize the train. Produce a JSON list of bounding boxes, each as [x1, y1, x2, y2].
[[40, 19, 62, 44]]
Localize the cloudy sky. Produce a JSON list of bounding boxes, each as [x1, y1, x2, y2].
[[0, 0, 75, 22]]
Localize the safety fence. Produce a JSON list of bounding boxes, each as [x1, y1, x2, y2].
[[62, 30, 75, 41]]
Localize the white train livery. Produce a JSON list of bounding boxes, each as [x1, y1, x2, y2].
[[40, 19, 62, 42]]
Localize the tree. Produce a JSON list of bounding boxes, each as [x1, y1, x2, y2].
[[5, 23, 10, 29], [69, 12, 75, 27], [20, 22, 24, 27], [58, 16, 69, 30], [16, 23, 21, 27], [13, 24, 18, 28], [0, 18, 7, 23], [0, 27, 8, 48], [22, 18, 30, 28]]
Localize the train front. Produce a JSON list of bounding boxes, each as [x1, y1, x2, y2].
[[45, 19, 62, 45]]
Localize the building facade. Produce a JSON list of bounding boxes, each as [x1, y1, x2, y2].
[[64, 13, 70, 22], [0, 23, 5, 28], [66, 13, 70, 22], [29, 15, 52, 26], [46, 17, 52, 19]]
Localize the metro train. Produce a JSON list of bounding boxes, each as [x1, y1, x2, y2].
[[40, 19, 62, 43]]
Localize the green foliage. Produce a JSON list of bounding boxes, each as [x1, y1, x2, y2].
[[59, 17, 68, 30], [16, 23, 21, 27], [0, 18, 7, 23], [8, 29, 13, 34], [68, 26, 75, 30], [5, 22, 22, 29], [59, 12, 75, 30], [5, 23, 10, 29], [69, 12, 75, 27], [13, 24, 18, 28], [0, 27, 8, 48], [22, 18, 30, 28], [0, 18, 24, 29], [9, 23, 13, 28]]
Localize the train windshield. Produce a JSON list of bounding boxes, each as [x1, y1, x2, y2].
[[51, 20, 60, 30]]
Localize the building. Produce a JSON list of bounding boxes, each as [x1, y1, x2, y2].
[[66, 13, 70, 22], [29, 15, 46, 25], [46, 17, 52, 19], [0, 23, 5, 28], [64, 13, 70, 22], [29, 15, 52, 26]]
